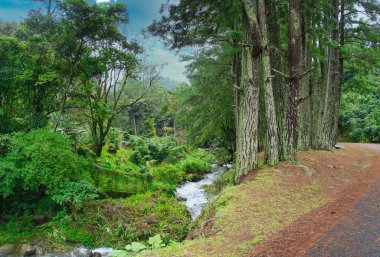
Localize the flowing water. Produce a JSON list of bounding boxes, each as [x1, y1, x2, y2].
[[40, 247, 113, 257], [176, 164, 229, 219]]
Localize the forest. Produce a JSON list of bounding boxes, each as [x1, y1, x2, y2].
[[0, 0, 379, 256]]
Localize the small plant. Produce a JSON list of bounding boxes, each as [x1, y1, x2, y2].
[[149, 164, 185, 193], [130, 151, 143, 165], [109, 234, 166, 257], [125, 241, 147, 252]]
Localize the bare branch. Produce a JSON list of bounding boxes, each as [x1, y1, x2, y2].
[[272, 68, 289, 79]]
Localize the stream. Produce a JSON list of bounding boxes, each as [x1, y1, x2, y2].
[[2, 165, 228, 257], [176, 164, 229, 219]]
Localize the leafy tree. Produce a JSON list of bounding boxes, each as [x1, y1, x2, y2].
[[340, 89, 380, 142], [175, 46, 235, 155], [0, 129, 97, 214]]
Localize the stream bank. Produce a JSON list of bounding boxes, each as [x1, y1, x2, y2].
[[0, 165, 229, 257]]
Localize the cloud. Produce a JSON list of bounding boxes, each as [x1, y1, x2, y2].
[[0, 0, 191, 83], [141, 38, 189, 82]]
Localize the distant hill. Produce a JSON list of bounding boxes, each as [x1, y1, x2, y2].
[[158, 77, 181, 90]]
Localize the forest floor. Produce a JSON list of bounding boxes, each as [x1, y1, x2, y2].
[[141, 144, 380, 257]]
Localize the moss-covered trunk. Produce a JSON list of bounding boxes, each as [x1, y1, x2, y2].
[[258, 0, 279, 165], [235, 1, 260, 180]]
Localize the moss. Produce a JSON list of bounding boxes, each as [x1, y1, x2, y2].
[[0, 216, 44, 245], [63, 192, 191, 247], [64, 225, 96, 247]]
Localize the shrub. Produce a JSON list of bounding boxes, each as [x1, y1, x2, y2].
[[147, 142, 169, 162], [339, 90, 380, 142], [130, 151, 144, 165], [107, 128, 124, 149], [189, 148, 213, 163], [67, 192, 191, 247], [0, 129, 97, 213], [128, 135, 147, 148], [211, 147, 232, 165], [48, 181, 99, 206], [149, 164, 185, 193], [0, 134, 12, 156], [180, 157, 210, 174], [167, 145, 187, 162]]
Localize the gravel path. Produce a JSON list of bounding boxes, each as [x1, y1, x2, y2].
[[308, 144, 380, 257]]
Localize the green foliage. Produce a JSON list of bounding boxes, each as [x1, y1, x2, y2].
[[49, 181, 99, 206], [174, 46, 236, 153], [340, 89, 380, 142], [0, 215, 38, 245], [129, 136, 182, 165], [338, 4, 380, 143], [107, 128, 124, 149], [45, 218, 97, 247], [145, 117, 157, 138], [147, 234, 164, 249], [96, 135, 212, 196], [0, 130, 97, 213], [149, 164, 185, 193], [64, 192, 191, 247], [109, 234, 165, 256], [181, 149, 212, 173], [125, 242, 147, 252], [180, 158, 209, 174], [211, 147, 232, 165], [0, 134, 12, 156], [130, 151, 144, 165], [147, 0, 241, 50]]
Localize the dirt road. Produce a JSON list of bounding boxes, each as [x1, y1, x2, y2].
[[308, 144, 380, 257], [252, 144, 380, 257]]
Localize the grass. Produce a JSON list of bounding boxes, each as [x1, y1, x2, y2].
[[0, 217, 43, 245], [0, 192, 191, 250], [140, 170, 326, 257]]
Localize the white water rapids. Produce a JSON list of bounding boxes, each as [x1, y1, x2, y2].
[[175, 164, 229, 219]]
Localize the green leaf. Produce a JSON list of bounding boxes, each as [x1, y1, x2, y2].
[[126, 242, 146, 252], [148, 234, 163, 249]]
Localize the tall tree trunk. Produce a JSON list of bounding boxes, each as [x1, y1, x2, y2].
[[232, 49, 241, 156], [133, 116, 138, 135], [332, 0, 344, 143], [235, 1, 260, 180], [313, 0, 341, 149], [54, 68, 74, 131], [266, 0, 287, 160], [286, 0, 302, 160], [258, 0, 279, 165], [298, 10, 312, 150]]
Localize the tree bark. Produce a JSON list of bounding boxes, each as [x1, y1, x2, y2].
[[298, 9, 312, 150], [266, 0, 287, 161], [312, 0, 341, 150], [286, 0, 302, 161], [258, 0, 279, 165], [235, 1, 260, 180]]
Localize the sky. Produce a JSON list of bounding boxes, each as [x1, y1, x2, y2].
[[0, 0, 190, 83]]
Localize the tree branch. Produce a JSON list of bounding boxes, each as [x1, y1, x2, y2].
[[272, 68, 289, 79]]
